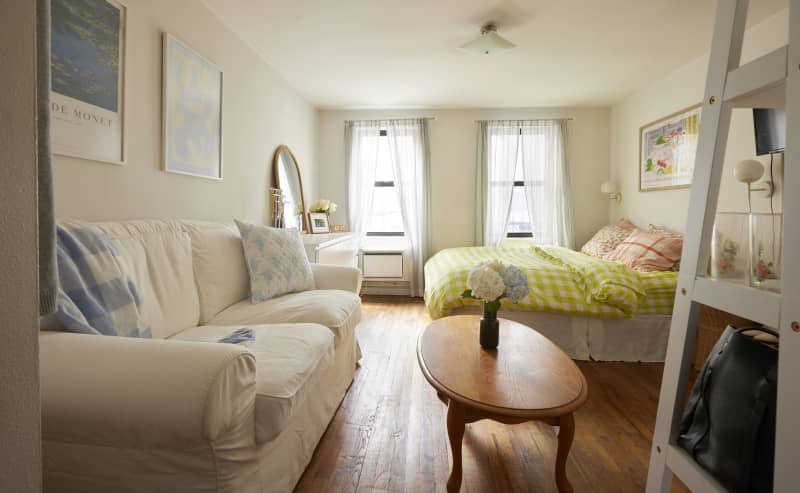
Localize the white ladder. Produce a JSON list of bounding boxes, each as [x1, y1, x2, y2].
[[646, 0, 800, 491]]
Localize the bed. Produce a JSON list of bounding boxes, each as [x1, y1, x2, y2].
[[423, 245, 678, 362]]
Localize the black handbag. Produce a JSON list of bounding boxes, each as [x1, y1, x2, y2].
[[678, 325, 778, 492]]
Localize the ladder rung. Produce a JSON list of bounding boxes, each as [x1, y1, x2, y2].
[[693, 277, 781, 327], [665, 445, 727, 493], [724, 45, 788, 108]]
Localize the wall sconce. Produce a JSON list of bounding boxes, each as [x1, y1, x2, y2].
[[734, 160, 774, 211], [601, 181, 622, 203]]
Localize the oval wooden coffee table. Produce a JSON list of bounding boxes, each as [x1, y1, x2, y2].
[[417, 315, 589, 493]]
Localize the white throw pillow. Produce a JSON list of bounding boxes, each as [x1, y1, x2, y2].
[[235, 220, 315, 303]]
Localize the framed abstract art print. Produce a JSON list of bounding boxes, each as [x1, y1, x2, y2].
[[639, 104, 702, 192], [162, 33, 223, 180]]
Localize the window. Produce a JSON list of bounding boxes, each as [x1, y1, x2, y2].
[[366, 130, 405, 237], [480, 120, 570, 247], [489, 129, 545, 239], [507, 159, 533, 238]]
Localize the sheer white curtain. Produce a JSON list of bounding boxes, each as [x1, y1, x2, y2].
[[345, 121, 382, 237], [475, 121, 520, 246], [519, 120, 574, 248], [385, 119, 431, 297]]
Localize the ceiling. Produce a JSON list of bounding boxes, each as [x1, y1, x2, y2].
[[203, 0, 787, 109]]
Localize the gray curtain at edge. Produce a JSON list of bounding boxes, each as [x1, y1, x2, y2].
[[38, 0, 57, 315], [474, 122, 489, 246]]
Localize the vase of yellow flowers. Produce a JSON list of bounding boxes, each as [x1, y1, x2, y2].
[[309, 199, 338, 218]]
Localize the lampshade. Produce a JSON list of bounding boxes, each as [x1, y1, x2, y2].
[[600, 181, 618, 194], [734, 159, 764, 184], [460, 25, 516, 56]]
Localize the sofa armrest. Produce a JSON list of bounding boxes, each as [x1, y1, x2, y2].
[[40, 331, 256, 448], [311, 263, 363, 294]]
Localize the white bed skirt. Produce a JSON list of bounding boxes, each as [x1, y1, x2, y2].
[[449, 307, 671, 362]]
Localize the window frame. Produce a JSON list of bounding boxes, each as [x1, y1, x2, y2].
[[507, 179, 534, 238], [365, 129, 405, 237]]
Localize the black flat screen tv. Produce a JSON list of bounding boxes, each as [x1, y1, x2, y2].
[[753, 108, 786, 156]]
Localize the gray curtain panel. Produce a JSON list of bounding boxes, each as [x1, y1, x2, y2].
[[37, 0, 57, 315], [474, 121, 489, 246]]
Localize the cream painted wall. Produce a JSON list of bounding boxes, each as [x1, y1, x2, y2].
[[0, 0, 41, 491], [609, 9, 789, 232], [316, 108, 611, 253], [54, 0, 317, 224]]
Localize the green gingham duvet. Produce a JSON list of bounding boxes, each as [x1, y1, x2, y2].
[[424, 245, 677, 319]]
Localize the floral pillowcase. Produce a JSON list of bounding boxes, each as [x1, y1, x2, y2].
[[580, 219, 636, 258], [235, 220, 316, 303]]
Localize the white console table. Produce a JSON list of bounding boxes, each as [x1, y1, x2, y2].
[[301, 232, 360, 268]]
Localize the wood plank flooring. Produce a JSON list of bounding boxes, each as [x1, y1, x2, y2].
[[295, 296, 688, 492]]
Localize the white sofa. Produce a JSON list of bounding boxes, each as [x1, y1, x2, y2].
[[40, 219, 363, 493]]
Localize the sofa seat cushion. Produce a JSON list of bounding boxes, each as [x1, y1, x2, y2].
[[208, 290, 361, 345], [170, 323, 334, 443]]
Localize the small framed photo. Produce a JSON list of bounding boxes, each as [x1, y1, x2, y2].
[[308, 212, 330, 234]]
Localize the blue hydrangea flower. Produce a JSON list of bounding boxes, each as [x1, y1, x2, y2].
[[500, 265, 530, 302]]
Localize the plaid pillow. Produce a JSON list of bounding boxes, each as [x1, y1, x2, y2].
[[603, 228, 683, 272], [580, 219, 636, 258]]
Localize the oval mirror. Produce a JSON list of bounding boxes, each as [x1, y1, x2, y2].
[[273, 145, 307, 232]]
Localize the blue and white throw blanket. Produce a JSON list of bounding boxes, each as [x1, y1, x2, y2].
[[55, 226, 151, 338]]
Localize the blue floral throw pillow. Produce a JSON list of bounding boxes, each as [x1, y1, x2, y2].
[[235, 220, 315, 303]]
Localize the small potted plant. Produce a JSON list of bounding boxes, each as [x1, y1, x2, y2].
[[461, 261, 529, 349]]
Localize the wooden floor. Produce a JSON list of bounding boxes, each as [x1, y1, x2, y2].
[[295, 297, 688, 493]]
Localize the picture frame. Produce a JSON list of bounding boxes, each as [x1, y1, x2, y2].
[[50, 0, 127, 165], [162, 33, 223, 180], [639, 103, 702, 192], [308, 213, 330, 234]]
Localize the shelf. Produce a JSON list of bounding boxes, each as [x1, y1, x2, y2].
[[693, 277, 781, 328], [724, 46, 788, 108], [665, 445, 727, 493]]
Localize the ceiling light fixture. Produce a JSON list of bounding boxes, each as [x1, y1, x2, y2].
[[460, 23, 516, 56]]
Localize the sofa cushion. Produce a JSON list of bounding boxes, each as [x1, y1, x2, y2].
[[61, 220, 201, 339], [235, 221, 316, 303], [182, 221, 250, 323], [208, 289, 361, 344], [169, 323, 334, 443]]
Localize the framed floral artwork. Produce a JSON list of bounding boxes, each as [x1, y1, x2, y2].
[[50, 0, 127, 165], [639, 103, 702, 192]]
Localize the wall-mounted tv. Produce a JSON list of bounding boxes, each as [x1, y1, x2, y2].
[[753, 108, 786, 156]]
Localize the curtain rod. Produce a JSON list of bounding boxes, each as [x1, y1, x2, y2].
[[474, 117, 574, 123], [344, 117, 436, 123]]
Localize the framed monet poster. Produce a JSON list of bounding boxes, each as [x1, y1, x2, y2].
[[162, 33, 223, 180], [639, 103, 702, 192], [50, 0, 127, 164]]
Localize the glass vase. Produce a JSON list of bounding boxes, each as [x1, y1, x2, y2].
[[750, 213, 782, 292], [479, 303, 499, 349], [710, 212, 749, 283]]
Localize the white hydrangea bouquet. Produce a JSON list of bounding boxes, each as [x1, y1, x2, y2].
[[309, 199, 338, 216], [461, 261, 530, 349]]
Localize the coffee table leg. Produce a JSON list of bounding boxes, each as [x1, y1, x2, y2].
[[555, 413, 575, 493], [446, 401, 466, 492]]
